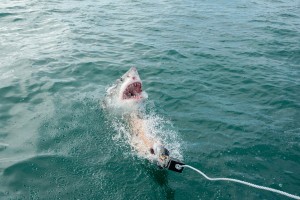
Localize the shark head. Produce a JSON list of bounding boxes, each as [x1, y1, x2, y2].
[[103, 67, 148, 110]]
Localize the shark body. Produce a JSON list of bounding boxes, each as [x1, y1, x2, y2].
[[103, 67, 169, 167]]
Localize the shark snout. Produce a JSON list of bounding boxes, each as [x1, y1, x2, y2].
[[127, 67, 139, 79]]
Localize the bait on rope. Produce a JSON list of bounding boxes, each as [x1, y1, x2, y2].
[[163, 158, 300, 199]]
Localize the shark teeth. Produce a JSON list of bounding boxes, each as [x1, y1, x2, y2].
[[123, 82, 142, 100]]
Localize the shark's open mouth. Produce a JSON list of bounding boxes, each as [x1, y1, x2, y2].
[[122, 82, 143, 100]]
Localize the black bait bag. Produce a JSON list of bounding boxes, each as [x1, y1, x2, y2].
[[165, 158, 185, 173]]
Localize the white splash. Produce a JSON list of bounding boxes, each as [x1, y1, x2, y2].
[[103, 97, 183, 163]]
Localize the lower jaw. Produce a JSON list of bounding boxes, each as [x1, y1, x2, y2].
[[123, 95, 143, 100], [123, 98, 143, 101]]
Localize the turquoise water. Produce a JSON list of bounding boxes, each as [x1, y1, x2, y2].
[[0, 0, 299, 199]]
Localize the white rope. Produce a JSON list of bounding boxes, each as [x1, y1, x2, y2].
[[183, 165, 300, 200]]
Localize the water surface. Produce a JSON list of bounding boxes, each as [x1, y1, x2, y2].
[[0, 0, 299, 199]]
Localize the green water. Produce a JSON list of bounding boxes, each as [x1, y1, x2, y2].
[[0, 0, 299, 199]]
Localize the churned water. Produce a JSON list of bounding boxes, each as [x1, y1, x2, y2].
[[0, 0, 299, 199]]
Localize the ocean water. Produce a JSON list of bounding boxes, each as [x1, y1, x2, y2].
[[0, 0, 299, 199]]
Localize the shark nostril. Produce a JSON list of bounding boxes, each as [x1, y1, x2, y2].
[[132, 77, 136, 80]]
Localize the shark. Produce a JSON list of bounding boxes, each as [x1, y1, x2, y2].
[[103, 67, 170, 168]]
